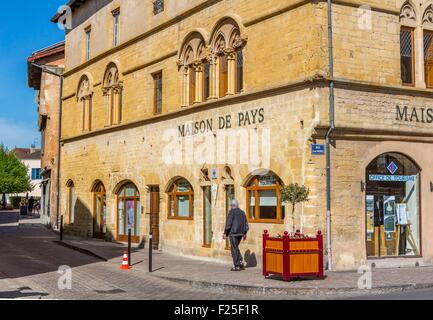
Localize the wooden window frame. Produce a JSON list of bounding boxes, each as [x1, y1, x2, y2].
[[93, 183, 106, 238], [235, 48, 244, 94], [67, 182, 75, 224], [188, 65, 196, 105], [424, 30, 433, 89], [401, 27, 415, 87], [246, 176, 284, 224], [116, 184, 140, 243], [219, 54, 228, 98], [203, 61, 210, 101], [167, 179, 194, 220], [153, 71, 163, 114]]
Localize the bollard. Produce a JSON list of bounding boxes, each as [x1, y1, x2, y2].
[[60, 215, 64, 241], [149, 213, 153, 273], [128, 229, 132, 266]]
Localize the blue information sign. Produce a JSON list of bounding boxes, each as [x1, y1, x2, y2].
[[312, 144, 325, 155]]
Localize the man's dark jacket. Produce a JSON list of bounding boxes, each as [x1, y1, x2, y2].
[[224, 208, 249, 237]]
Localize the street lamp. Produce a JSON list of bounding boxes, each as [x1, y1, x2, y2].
[[31, 62, 64, 232]]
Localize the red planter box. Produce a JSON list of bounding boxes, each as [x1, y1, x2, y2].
[[262, 230, 325, 281]]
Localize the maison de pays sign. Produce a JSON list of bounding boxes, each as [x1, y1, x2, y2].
[[178, 108, 265, 137], [396, 105, 433, 123]]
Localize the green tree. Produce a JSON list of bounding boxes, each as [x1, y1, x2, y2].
[[281, 183, 310, 233], [0, 145, 33, 209]]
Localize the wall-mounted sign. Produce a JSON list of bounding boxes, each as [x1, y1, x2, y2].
[[396, 105, 433, 123], [369, 175, 415, 182], [178, 108, 265, 137], [211, 168, 219, 180], [312, 144, 325, 155], [387, 162, 398, 175]]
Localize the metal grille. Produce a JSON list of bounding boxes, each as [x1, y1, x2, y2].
[[424, 33, 433, 60], [153, 0, 164, 15], [400, 30, 413, 58]]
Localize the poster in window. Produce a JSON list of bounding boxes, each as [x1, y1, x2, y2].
[[384, 196, 396, 233], [396, 203, 409, 225], [127, 201, 135, 230], [366, 195, 375, 234]]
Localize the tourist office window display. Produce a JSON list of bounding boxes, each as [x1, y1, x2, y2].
[[117, 183, 140, 243], [246, 174, 285, 223], [167, 178, 194, 220], [365, 153, 421, 258]]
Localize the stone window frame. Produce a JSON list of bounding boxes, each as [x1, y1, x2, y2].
[[153, 71, 163, 114], [177, 32, 209, 107], [77, 74, 93, 132], [102, 63, 123, 127], [84, 25, 91, 62], [398, 1, 433, 89], [166, 178, 194, 221], [112, 8, 121, 48], [209, 18, 247, 99], [177, 18, 247, 107]]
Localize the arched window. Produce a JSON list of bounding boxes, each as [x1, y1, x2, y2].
[[246, 173, 284, 223], [66, 180, 75, 224], [77, 75, 92, 132], [167, 178, 194, 220], [116, 183, 140, 243], [365, 153, 420, 258], [92, 181, 106, 239], [178, 32, 207, 106], [103, 63, 122, 126], [400, 1, 417, 86], [210, 18, 247, 98]]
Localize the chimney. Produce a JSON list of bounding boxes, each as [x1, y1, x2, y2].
[[30, 143, 36, 154]]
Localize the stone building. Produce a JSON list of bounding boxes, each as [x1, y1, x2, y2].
[[53, 0, 433, 271], [27, 42, 65, 227]]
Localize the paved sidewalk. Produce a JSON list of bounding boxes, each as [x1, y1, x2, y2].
[[55, 236, 433, 298]]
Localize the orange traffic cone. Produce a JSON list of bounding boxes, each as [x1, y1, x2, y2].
[[120, 251, 131, 270]]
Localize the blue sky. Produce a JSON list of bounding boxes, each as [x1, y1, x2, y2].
[[0, 1, 66, 150]]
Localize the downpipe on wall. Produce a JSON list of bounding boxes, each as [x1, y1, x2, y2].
[[326, 0, 335, 271]]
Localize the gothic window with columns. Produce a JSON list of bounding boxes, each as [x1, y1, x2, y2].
[[400, 1, 416, 86], [210, 18, 247, 98], [178, 19, 247, 107], [103, 63, 122, 126], [178, 33, 208, 106], [77, 75, 92, 132]]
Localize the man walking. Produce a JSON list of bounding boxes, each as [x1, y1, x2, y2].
[[223, 200, 249, 271]]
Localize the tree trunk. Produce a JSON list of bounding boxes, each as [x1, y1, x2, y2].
[[291, 204, 296, 233], [1, 193, 6, 210]]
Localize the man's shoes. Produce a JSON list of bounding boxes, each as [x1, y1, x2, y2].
[[231, 267, 241, 271]]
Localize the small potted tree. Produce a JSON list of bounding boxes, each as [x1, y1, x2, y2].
[[281, 183, 310, 234]]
